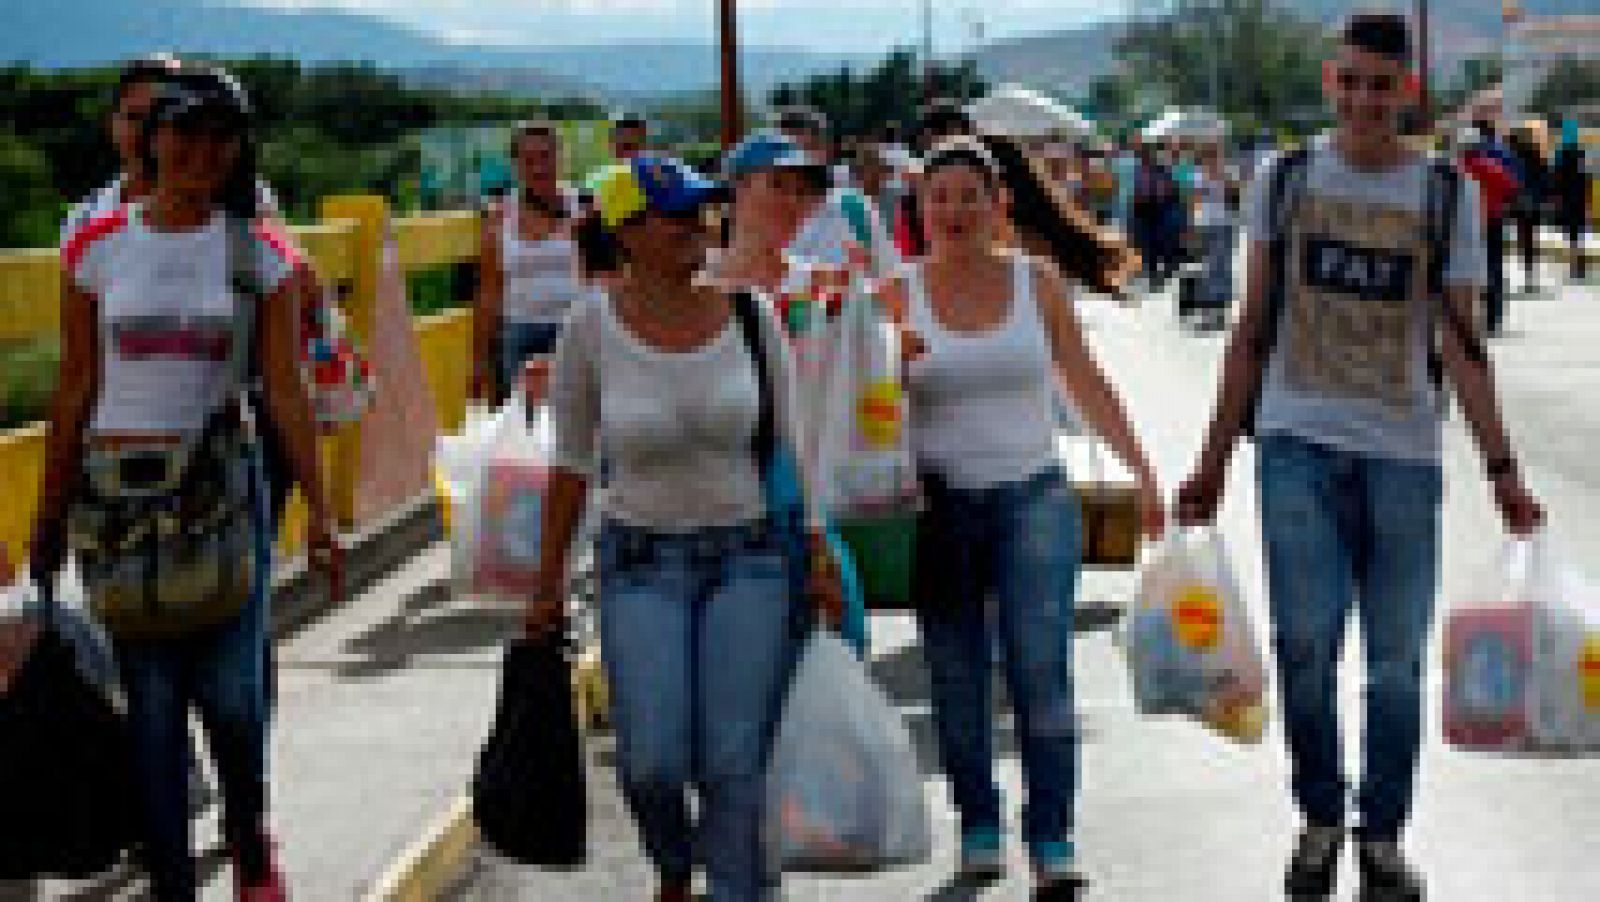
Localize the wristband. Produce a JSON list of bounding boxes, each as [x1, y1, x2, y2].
[[1486, 456, 1517, 480]]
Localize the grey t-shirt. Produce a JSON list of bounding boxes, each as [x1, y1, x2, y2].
[[548, 289, 817, 533], [1243, 134, 1487, 463]]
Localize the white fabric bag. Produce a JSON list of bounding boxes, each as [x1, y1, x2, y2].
[[765, 630, 932, 873], [1126, 528, 1268, 743]]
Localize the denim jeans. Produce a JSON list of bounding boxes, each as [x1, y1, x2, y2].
[[1256, 434, 1442, 841], [913, 467, 1082, 856], [597, 516, 801, 901], [113, 449, 274, 900], [498, 319, 562, 400]]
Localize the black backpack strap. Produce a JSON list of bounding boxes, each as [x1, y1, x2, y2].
[[1424, 157, 1487, 391], [1242, 147, 1310, 436], [729, 291, 776, 483]]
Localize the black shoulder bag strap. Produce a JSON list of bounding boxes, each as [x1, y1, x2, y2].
[[1423, 157, 1487, 395], [1242, 147, 1311, 436], [729, 291, 776, 484]]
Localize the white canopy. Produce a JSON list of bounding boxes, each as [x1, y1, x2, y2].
[[1142, 107, 1228, 141], [968, 85, 1095, 139]]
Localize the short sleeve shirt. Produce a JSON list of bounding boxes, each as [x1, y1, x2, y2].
[[1243, 134, 1487, 463], [63, 204, 299, 435]]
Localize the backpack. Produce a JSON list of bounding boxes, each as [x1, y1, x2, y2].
[[1242, 147, 1488, 436], [67, 219, 267, 640]]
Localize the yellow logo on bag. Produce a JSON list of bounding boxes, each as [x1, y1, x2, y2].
[[1172, 586, 1223, 650], [857, 380, 902, 448], [1579, 635, 1600, 712]]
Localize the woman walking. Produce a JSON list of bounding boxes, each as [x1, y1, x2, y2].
[[32, 66, 340, 900], [529, 155, 841, 902], [1191, 141, 1239, 326], [898, 139, 1163, 897], [472, 121, 595, 403], [1507, 126, 1550, 295]]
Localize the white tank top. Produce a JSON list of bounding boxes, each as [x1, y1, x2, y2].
[[907, 252, 1058, 489], [500, 189, 591, 325], [64, 204, 297, 436]]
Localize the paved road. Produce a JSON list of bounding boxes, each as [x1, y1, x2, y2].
[[455, 264, 1600, 901]]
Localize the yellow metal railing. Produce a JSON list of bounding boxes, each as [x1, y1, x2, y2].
[[0, 196, 480, 563]]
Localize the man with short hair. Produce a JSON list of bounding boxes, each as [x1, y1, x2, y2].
[[608, 112, 649, 163], [1178, 14, 1542, 901]]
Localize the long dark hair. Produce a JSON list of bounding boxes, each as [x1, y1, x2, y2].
[[921, 135, 1138, 296]]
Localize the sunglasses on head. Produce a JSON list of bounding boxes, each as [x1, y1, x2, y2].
[[1336, 69, 1401, 94]]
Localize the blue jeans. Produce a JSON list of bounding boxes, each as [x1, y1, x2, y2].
[[114, 450, 274, 900], [1197, 224, 1236, 308], [498, 320, 562, 400], [597, 516, 801, 901], [1257, 434, 1442, 841], [914, 467, 1082, 856]]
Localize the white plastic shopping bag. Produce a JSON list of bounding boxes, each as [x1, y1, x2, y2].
[[436, 394, 553, 604], [765, 630, 932, 873], [813, 280, 920, 520], [1444, 534, 1600, 753], [1127, 528, 1268, 744]]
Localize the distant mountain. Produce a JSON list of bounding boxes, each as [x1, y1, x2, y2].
[[976, 0, 1596, 98], [0, 0, 860, 99]]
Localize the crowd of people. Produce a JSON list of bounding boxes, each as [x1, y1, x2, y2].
[[14, 8, 1595, 901]]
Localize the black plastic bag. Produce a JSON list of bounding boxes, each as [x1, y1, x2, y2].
[[471, 635, 587, 867], [0, 612, 139, 879]]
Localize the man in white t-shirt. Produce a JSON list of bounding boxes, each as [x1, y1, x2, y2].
[[1177, 14, 1542, 902]]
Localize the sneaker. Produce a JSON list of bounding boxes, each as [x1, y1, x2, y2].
[[958, 828, 1006, 880], [233, 833, 288, 902], [1032, 840, 1087, 895], [1357, 840, 1425, 902], [1285, 822, 1345, 898]]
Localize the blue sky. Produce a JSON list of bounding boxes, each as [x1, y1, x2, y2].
[[239, 1, 1126, 53]]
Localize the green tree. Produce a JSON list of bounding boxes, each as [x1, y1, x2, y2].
[[0, 131, 62, 246], [1529, 59, 1600, 120], [1116, 0, 1331, 138], [768, 50, 986, 143]]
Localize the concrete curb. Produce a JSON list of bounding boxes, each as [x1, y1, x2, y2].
[[363, 650, 609, 902]]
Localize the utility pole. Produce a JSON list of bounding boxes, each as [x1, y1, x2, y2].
[[922, 0, 935, 102], [719, 0, 742, 148], [1416, 0, 1433, 128]]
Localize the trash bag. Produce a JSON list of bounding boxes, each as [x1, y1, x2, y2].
[[0, 576, 139, 879], [471, 634, 587, 867], [1126, 528, 1268, 744], [765, 630, 931, 873], [1444, 534, 1600, 753]]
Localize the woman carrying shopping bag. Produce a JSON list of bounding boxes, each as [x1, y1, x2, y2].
[[31, 66, 341, 901], [896, 138, 1164, 896], [705, 130, 870, 655], [472, 121, 596, 404], [528, 155, 842, 902]]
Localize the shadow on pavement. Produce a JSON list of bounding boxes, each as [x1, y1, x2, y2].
[[335, 578, 514, 679]]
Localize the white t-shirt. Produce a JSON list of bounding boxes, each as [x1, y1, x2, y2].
[[64, 204, 298, 436], [1243, 134, 1487, 463], [62, 175, 282, 245]]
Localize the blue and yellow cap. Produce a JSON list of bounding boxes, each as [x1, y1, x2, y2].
[[590, 154, 721, 229]]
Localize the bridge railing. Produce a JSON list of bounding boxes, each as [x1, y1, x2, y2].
[[0, 195, 480, 564]]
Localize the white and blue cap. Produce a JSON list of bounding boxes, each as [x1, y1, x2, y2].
[[721, 130, 825, 182]]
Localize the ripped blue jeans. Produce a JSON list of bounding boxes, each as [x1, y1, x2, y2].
[[597, 516, 801, 901], [914, 466, 1082, 855]]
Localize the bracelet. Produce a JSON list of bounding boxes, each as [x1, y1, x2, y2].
[[1486, 456, 1518, 480]]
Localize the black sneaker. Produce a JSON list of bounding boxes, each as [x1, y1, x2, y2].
[[1285, 822, 1345, 898], [1357, 840, 1425, 902]]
